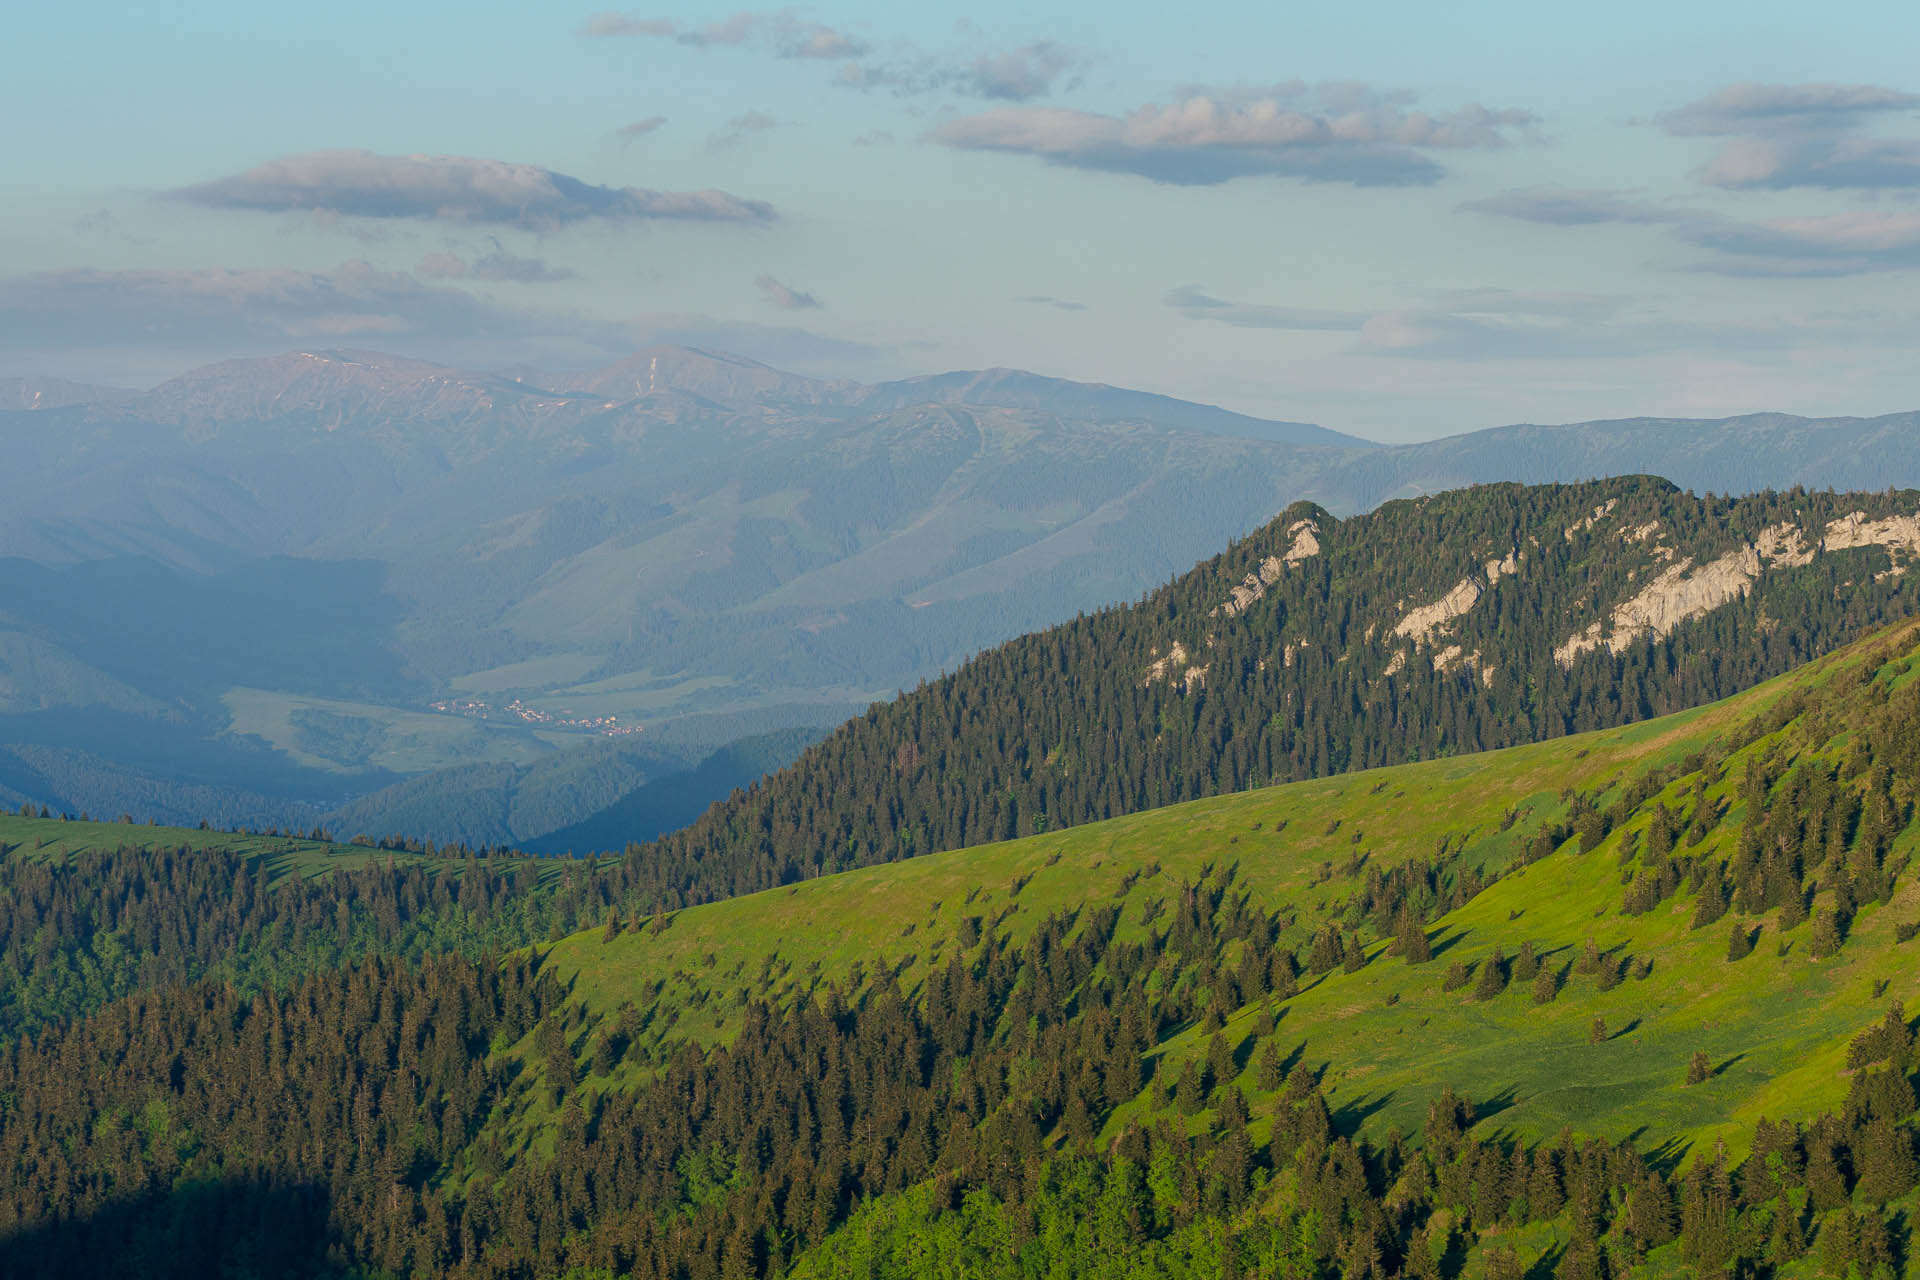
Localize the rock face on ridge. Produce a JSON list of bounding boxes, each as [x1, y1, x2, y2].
[[607, 477, 1920, 907]]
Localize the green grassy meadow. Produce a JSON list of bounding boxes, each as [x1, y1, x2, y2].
[[529, 621, 1920, 1166], [0, 811, 566, 885]]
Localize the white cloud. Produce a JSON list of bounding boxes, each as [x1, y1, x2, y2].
[[1655, 83, 1920, 137], [581, 10, 867, 58], [1652, 82, 1920, 192], [932, 88, 1537, 186], [179, 150, 775, 228]]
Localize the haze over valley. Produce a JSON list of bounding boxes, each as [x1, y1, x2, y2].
[[5, 346, 1918, 846], [10, 5, 1920, 1278]]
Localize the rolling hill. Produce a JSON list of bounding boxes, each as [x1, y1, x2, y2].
[[6, 347, 1920, 852], [594, 477, 1920, 907], [5, 613, 1919, 1278]]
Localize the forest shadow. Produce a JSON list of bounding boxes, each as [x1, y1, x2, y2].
[[0, 1178, 337, 1280], [1643, 1133, 1695, 1176], [1474, 1087, 1520, 1125], [1332, 1090, 1394, 1135]]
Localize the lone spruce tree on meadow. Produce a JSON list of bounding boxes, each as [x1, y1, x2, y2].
[[1473, 949, 1508, 1000], [1531, 965, 1559, 1005]]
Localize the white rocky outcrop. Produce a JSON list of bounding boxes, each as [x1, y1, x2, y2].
[[1553, 522, 1819, 665], [1144, 641, 1191, 684], [1565, 499, 1619, 540], [1218, 519, 1321, 618], [1221, 555, 1287, 617], [1284, 518, 1322, 564], [1824, 511, 1920, 557], [1622, 520, 1661, 544], [1391, 551, 1519, 644]]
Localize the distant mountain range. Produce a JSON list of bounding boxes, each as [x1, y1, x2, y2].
[[0, 343, 1916, 845]]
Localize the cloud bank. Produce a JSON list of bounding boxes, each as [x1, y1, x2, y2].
[[178, 150, 775, 228], [0, 262, 886, 377], [586, 10, 1089, 103], [1164, 282, 1825, 360], [1465, 184, 1920, 276], [931, 86, 1538, 186], [1656, 82, 1920, 192]]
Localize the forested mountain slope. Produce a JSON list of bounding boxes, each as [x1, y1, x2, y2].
[[7, 618, 1920, 1278], [0, 348, 1355, 838], [8, 347, 1920, 853], [601, 477, 1920, 906]]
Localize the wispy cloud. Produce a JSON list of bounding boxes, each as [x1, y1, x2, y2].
[[0, 261, 890, 375], [707, 111, 780, 151], [0, 262, 571, 352], [177, 150, 775, 228], [584, 12, 1090, 104], [1693, 134, 1920, 191], [931, 85, 1538, 186], [1163, 282, 1820, 360], [615, 116, 668, 147], [845, 40, 1093, 102], [756, 273, 821, 309], [581, 9, 866, 57], [1465, 183, 1920, 276], [1653, 83, 1920, 137], [1677, 210, 1920, 275], [417, 245, 577, 284], [1165, 284, 1366, 330], [1017, 295, 1085, 312], [1457, 188, 1695, 226], [1651, 82, 1920, 191]]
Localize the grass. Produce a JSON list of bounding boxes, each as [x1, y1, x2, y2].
[[0, 812, 564, 886], [522, 622, 1920, 1167], [222, 686, 562, 774]]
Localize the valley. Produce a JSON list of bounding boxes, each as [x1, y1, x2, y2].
[[6, 349, 1920, 852]]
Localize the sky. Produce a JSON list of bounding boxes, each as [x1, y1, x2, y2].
[[4, 1, 1919, 441]]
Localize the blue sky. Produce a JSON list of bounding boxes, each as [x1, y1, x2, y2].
[[4, 1, 1919, 440]]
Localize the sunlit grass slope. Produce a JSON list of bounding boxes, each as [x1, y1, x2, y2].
[[0, 812, 565, 884], [534, 620, 1920, 1160]]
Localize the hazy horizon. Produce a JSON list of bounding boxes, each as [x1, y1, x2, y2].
[[7, 2, 1920, 442]]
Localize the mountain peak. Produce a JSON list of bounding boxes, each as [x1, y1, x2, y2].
[[519, 346, 856, 407], [855, 366, 1376, 449]]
